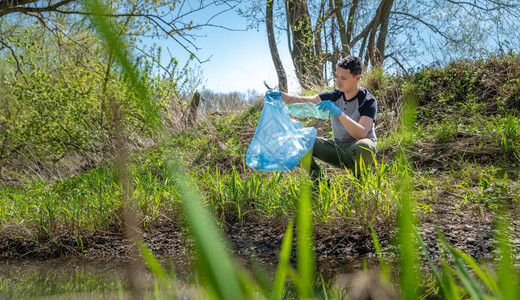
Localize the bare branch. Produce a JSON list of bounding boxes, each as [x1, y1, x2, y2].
[[0, 0, 73, 17], [445, 0, 517, 12], [349, 18, 374, 49], [0, 0, 243, 64], [387, 54, 409, 76], [391, 11, 462, 43]]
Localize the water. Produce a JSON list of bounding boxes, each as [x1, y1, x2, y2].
[[0, 256, 379, 299], [0, 258, 129, 299]]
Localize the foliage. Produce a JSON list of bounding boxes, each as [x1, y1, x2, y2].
[[0, 22, 191, 180]]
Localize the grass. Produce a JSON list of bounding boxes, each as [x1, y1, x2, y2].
[[0, 148, 405, 240]]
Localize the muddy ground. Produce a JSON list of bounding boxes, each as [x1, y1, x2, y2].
[[1, 191, 516, 267]]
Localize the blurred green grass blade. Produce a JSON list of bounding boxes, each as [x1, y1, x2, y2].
[[235, 264, 269, 299], [440, 236, 486, 300], [440, 261, 459, 299], [413, 229, 453, 299], [496, 206, 518, 300], [396, 163, 418, 300], [297, 151, 315, 298], [167, 159, 244, 300], [396, 91, 419, 300], [139, 240, 177, 299], [138, 241, 168, 279], [247, 256, 271, 298], [370, 225, 390, 282], [273, 221, 294, 300], [453, 246, 499, 294], [82, 0, 162, 134]]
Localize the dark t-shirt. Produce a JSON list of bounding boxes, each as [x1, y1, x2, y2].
[[318, 87, 377, 143]]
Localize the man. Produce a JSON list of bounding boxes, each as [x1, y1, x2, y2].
[[273, 56, 377, 180]]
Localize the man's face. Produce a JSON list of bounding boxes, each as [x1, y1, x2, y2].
[[335, 67, 361, 93]]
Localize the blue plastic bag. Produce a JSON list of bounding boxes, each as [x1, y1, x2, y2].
[[246, 92, 316, 171]]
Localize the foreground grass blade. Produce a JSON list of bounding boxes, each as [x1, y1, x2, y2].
[[139, 241, 168, 279], [167, 159, 244, 299], [440, 261, 459, 299], [371, 226, 390, 283], [397, 90, 419, 300], [273, 221, 294, 299], [139, 241, 179, 299], [440, 235, 486, 300], [397, 160, 418, 300], [296, 151, 315, 298], [453, 247, 499, 294], [414, 230, 455, 299], [496, 206, 518, 299]]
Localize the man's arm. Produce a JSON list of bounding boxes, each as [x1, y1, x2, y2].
[[338, 115, 374, 140], [281, 92, 321, 104]]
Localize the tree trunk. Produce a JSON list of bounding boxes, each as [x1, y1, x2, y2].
[[374, 0, 394, 67], [266, 0, 287, 91], [286, 0, 322, 90], [186, 92, 201, 127], [345, 0, 360, 55], [314, 0, 327, 80], [333, 0, 348, 57], [365, 0, 394, 67]]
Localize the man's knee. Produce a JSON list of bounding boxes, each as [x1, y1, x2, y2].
[[354, 139, 377, 166]]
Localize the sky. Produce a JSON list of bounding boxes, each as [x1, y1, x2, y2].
[[155, 2, 299, 94], [150, 1, 519, 96]]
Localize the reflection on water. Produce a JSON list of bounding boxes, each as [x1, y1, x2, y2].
[[0, 255, 378, 299], [0, 258, 131, 299]]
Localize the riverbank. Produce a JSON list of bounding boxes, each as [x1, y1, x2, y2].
[[0, 188, 507, 262], [1, 54, 519, 265]]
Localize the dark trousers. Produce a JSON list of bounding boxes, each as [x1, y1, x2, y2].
[[309, 138, 377, 180]]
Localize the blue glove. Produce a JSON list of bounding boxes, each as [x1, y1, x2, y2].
[[316, 100, 342, 117], [266, 90, 282, 98]]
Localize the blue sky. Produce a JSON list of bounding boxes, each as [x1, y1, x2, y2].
[[158, 3, 299, 94]]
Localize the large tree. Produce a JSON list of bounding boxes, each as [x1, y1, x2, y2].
[[242, 0, 520, 90]]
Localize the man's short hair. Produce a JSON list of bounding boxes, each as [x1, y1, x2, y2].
[[337, 56, 363, 76]]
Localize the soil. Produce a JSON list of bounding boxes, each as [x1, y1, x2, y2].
[[0, 192, 515, 265]]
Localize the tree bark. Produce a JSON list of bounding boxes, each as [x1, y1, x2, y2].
[[374, 0, 394, 67], [362, 0, 394, 67], [345, 0, 360, 55], [186, 92, 201, 127], [313, 0, 326, 79], [286, 0, 322, 89], [266, 0, 287, 91], [333, 0, 347, 57]]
